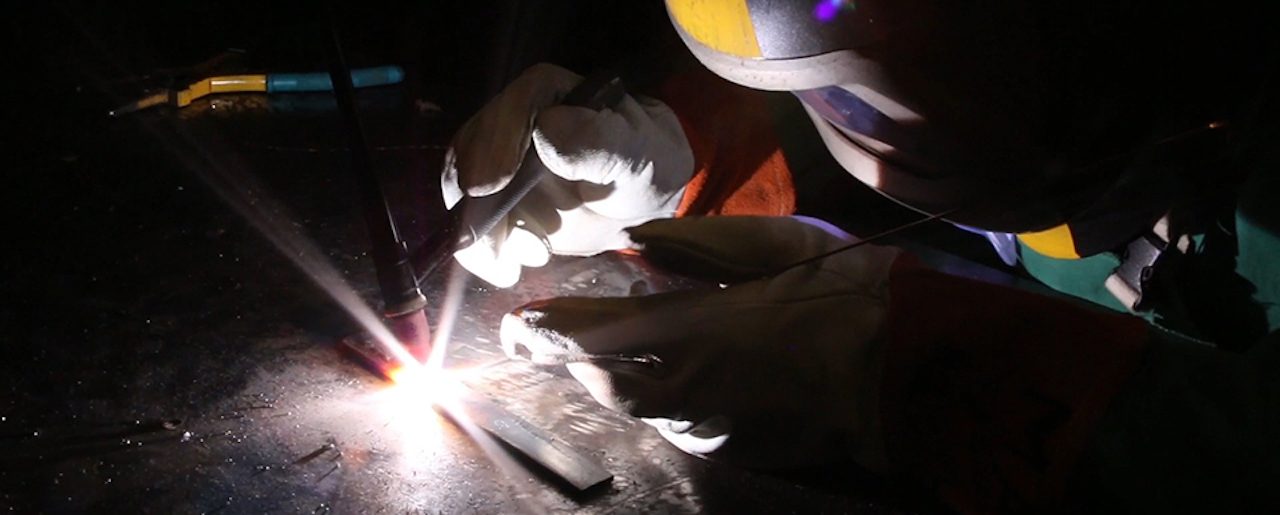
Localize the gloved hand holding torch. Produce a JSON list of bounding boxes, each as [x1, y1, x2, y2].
[[442, 63, 694, 287]]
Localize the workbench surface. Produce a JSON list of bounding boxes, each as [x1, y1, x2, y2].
[[4, 91, 930, 514]]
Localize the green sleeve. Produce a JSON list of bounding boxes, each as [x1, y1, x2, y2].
[[1235, 164, 1280, 330], [1070, 329, 1280, 512], [1021, 161, 1280, 339], [1019, 243, 1130, 314]]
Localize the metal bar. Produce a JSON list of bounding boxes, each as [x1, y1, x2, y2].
[[440, 386, 613, 491]]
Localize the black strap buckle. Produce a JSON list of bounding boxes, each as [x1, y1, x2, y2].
[[1106, 233, 1173, 311]]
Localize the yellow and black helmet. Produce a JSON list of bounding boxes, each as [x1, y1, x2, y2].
[[666, 0, 898, 91], [666, 0, 1265, 259]]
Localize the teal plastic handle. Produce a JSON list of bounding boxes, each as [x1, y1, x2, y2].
[[267, 65, 404, 93]]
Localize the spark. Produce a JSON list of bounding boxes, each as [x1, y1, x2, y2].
[[372, 366, 460, 463], [423, 262, 471, 373], [129, 106, 422, 374]]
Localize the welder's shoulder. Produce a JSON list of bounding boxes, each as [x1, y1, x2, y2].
[[1019, 161, 1280, 343]]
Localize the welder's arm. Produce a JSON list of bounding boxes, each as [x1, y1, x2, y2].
[[499, 215, 1280, 512], [1067, 329, 1280, 512], [497, 215, 1149, 480], [873, 256, 1280, 513], [501, 215, 902, 469], [442, 63, 692, 287], [442, 64, 800, 288]]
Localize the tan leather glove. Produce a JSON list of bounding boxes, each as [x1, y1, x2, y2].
[[442, 63, 693, 287], [500, 216, 900, 468]]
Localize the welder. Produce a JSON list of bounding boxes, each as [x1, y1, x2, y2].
[[441, 0, 1279, 512]]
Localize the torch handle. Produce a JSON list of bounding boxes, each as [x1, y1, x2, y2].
[[452, 71, 625, 250], [413, 71, 625, 283]]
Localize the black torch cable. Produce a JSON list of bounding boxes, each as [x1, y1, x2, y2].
[[762, 207, 962, 278]]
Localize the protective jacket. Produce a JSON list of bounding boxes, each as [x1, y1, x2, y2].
[[657, 68, 1280, 512]]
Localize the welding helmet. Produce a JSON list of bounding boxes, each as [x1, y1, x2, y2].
[[666, 0, 1258, 259]]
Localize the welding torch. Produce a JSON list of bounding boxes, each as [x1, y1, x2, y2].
[[409, 71, 627, 285], [321, 26, 433, 360]]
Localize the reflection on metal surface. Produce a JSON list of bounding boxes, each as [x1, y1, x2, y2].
[[340, 332, 403, 381], [441, 385, 613, 491]]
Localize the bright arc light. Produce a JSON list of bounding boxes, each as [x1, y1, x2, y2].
[[375, 367, 447, 469], [386, 364, 417, 386], [372, 365, 473, 466], [386, 363, 442, 393], [382, 363, 467, 415]]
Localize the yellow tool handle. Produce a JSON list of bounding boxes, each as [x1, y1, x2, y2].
[[175, 75, 267, 107]]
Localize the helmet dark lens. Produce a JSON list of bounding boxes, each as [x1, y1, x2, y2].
[[794, 87, 905, 149]]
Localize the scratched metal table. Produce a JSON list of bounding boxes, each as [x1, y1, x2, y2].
[[2, 91, 931, 513], [4, 256, 913, 513]]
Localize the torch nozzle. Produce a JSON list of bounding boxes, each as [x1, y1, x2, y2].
[[388, 308, 432, 364]]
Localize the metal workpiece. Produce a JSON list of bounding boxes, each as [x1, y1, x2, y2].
[[441, 384, 613, 491], [341, 316, 613, 490], [4, 246, 909, 512]]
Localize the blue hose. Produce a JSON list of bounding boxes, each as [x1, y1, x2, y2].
[[267, 65, 404, 93]]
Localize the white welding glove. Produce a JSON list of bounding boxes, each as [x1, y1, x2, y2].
[[442, 63, 694, 288], [500, 216, 902, 469]]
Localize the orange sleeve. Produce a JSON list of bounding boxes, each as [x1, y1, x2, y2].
[[656, 69, 797, 217]]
